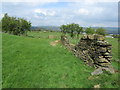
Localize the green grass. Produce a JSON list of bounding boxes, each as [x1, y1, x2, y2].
[[0, 33, 2, 89], [105, 38, 119, 70], [2, 31, 119, 88]]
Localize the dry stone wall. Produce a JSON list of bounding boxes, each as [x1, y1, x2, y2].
[[61, 35, 115, 74], [75, 35, 112, 68]]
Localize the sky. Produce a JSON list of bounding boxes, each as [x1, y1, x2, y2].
[[0, 0, 119, 27]]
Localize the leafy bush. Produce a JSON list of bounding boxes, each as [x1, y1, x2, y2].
[[1, 13, 31, 36], [96, 27, 106, 36], [85, 27, 95, 34]]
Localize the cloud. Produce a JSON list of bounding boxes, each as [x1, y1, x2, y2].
[[2, 0, 59, 2], [78, 8, 89, 15], [34, 9, 56, 17], [0, 14, 4, 19], [2, 0, 119, 3], [34, 9, 47, 16], [61, 0, 119, 2], [2, 2, 118, 27]]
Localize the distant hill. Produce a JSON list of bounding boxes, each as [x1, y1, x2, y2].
[[92, 27, 118, 35], [31, 26, 61, 31], [31, 26, 118, 35]]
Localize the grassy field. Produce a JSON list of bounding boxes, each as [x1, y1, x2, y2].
[[0, 33, 2, 89], [2, 31, 119, 88]]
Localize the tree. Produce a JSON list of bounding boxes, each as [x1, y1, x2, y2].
[[85, 27, 95, 34], [0, 19, 2, 31], [68, 23, 75, 37], [60, 23, 83, 38], [1, 13, 31, 36], [19, 18, 31, 35], [1, 13, 11, 33], [76, 25, 83, 38], [96, 27, 106, 36], [60, 25, 68, 34]]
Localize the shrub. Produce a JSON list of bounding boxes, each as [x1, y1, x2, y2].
[[96, 27, 106, 36], [1, 13, 31, 36], [85, 27, 95, 34]]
